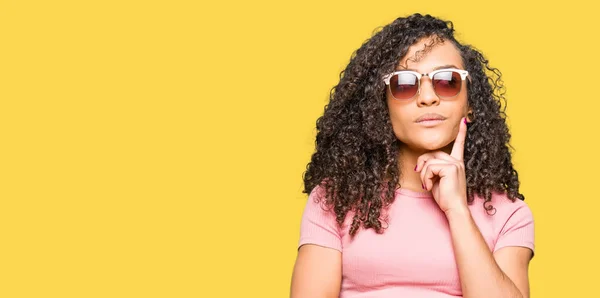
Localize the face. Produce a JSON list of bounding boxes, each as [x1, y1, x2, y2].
[[386, 37, 471, 152]]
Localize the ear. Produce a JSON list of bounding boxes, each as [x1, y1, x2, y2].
[[466, 107, 473, 123]]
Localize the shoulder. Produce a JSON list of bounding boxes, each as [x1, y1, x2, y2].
[[471, 191, 532, 220], [469, 191, 535, 241], [304, 185, 332, 213], [301, 184, 356, 233], [300, 184, 342, 227], [299, 185, 345, 252], [483, 191, 535, 254]]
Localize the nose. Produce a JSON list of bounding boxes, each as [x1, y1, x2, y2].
[[417, 78, 440, 107]]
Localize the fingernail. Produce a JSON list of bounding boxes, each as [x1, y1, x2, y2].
[[463, 117, 467, 124], [414, 165, 417, 171], [422, 183, 425, 190]]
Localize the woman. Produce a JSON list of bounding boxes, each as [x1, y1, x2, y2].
[[290, 13, 535, 298]]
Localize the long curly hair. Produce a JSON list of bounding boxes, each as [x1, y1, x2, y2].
[[302, 13, 524, 237]]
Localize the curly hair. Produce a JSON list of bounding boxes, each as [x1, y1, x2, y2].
[[302, 13, 524, 237]]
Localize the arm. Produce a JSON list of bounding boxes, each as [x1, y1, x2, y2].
[[446, 206, 532, 298], [416, 118, 533, 297], [290, 244, 342, 298]]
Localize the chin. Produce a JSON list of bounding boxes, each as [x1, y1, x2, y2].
[[416, 138, 452, 152], [420, 143, 445, 151], [397, 132, 452, 152]]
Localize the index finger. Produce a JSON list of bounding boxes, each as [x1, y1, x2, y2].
[[450, 117, 468, 160]]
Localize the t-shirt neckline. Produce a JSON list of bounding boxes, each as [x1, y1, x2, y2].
[[395, 187, 434, 199]]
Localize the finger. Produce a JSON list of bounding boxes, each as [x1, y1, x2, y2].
[[420, 159, 448, 190], [415, 153, 434, 173], [450, 117, 468, 161], [422, 163, 454, 190], [416, 152, 455, 172]]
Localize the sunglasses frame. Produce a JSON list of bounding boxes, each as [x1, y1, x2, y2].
[[382, 68, 470, 100]]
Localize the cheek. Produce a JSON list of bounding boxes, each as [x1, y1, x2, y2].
[[387, 105, 412, 141], [416, 130, 454, 150]]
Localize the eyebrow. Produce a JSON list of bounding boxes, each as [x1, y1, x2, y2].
[[396, 64, 460, 72]]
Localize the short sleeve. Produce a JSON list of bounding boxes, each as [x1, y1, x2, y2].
[[493, 201, 535, 255], [298, 186, 342, 252]]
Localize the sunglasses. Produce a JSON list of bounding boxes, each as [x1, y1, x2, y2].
[[383, 68, 469, 100]]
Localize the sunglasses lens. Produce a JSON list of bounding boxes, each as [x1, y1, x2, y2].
[[389, 73, 419, 100], [432, 71, 462, 98]]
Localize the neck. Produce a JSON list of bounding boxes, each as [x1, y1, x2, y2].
[[397, 143, 452, 193]]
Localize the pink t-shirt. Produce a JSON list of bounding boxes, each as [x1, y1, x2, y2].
[[298, 185, 535, 298]]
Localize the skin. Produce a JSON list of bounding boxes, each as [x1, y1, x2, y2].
[[290, 37, 533, 298], [388, 37, 472, 195], [405, 38, 531, 298]]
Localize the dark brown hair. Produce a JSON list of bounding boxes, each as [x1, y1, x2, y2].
[[303, 13, 524, 236]]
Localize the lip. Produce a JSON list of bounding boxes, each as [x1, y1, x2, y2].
[[415, 113, 447, 123]]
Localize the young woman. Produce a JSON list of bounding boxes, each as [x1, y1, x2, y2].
[[290, 13, 535, 298]]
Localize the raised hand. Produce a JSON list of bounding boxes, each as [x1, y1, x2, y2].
[[415, 117, 468, 214]]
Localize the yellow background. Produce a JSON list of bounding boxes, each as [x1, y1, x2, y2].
[[1, 0, 596, 297]]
